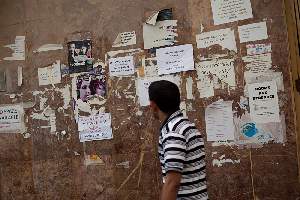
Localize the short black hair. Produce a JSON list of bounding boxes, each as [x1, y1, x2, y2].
[[148, 80, 180, 114]]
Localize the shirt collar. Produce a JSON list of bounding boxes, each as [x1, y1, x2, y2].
[[159, 110, 183, 132]]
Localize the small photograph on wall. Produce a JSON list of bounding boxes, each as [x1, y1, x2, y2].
[[76, 67, 106, 102], [68, 40, 93, 73]]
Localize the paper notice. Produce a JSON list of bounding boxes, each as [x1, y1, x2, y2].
[[78, 113, 113, 142], [157, 44, 194, 75], [112, 31, 136, 47], [238, 22, 268, 43], [38, 60, 61, 86], [0, 104, 25, 133], [3, 36, 25, 60], [211, 0, 253, 25], [136, 75, 181, 106], [248, 80, 280, 123], [196, 28, 237, 52], [246, 43, 271, 55], [205, 100, 235, 141], [242, 53, 272, 73], [196, 59, 236, 88], [109, 56, 135, 76], [143, 20, 177, 49]]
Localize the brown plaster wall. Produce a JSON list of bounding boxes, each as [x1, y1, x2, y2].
[[0, 0, 299, 199]]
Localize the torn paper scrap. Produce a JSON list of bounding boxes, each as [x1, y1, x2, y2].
[[3, 36, 25, 60], [211, 0, 253, 25], [33, 44, 63, 53], [197, 75, 214, 98], [146, 11, 159, 25], [17, 66, 22, 86], [0, 104, 25, 133], [248, 80, 280, 123], [196, 59, 236, 88], [109, 55, 134, 77], [196, 28, 237, 52], [38, 60, 61, 86], [186, 77, 194, 100], [238, 21, 268, 43], [205, 100, 235, 141], [143, 20, 177, 49], [157, 44, 194, 75], [242, 53, 272, 73], [246, 43, 271, 55], [146, 9, 173, 25], [78, 113, 113, 142], [136, 75, 181, 106], [112, 31, 136, 47]]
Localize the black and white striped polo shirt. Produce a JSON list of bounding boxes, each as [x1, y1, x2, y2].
[[158, 110, 208, 200]]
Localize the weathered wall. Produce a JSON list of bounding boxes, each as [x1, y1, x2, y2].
[[0, 0, 300, 200]]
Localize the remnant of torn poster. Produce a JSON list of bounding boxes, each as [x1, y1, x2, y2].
[[0, 104, 25, 133], [196, 59, 236, 89], [143, 57, 158, 77], [248, 80, 280, 123], [38, 60, 61, 86], [68, 39, 93, 74], [157, 44, 194, 75], [112, 31, 136, 47], [3, 36, 25, 60], [234, 113, 286, 147], [210, 0, 253, 25], [33, 44, 63, 53], [143, 20, 177, 49], [238, 21, 268, 43], [196, 28, 237, 52], [0, 70, 6, 91], [109, 55, 135, 77], [78, 113, 113, 142], [196, 75, 214, 98]]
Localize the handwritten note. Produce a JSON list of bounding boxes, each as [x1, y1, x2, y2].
[[78, 113, 113, 142], [157, 44, 194, 75], [242, 53, 272, 73], [248, 80, 280, 123], [196, 28, 237, 52], [211, 0, 253, 25], [196, 59, 236, 88], [238, 22, 268, 43], [112, 31, 136, 47], [38, 60, 61, 86], [205, 100, 235, 141], [0, 104, 25, 133], [109, 56, 134, 76]]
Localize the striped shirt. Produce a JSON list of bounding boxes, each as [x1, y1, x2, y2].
[[158, 110, 208, 200]]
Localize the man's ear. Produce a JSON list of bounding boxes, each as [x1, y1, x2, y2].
[[150, 100, 158, 110]]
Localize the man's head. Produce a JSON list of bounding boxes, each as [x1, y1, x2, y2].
[[148, 80, 180, 119]]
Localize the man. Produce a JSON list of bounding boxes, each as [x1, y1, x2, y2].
[[148, 80, 208, 200]]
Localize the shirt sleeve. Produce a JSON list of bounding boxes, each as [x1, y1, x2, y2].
[[162, 131, 186, 173]]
